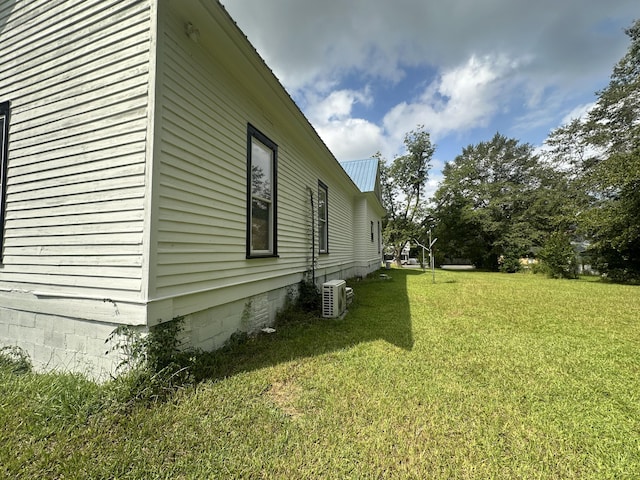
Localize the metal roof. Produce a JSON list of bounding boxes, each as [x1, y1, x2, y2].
[[339, 158, 379, 193]]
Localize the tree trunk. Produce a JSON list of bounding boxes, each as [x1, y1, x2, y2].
[[394, 244, 404, 267]]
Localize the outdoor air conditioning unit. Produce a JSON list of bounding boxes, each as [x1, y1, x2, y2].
[[322, 279, 347, 318]]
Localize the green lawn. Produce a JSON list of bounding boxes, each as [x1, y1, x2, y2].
[[1, 269, 639, 478]]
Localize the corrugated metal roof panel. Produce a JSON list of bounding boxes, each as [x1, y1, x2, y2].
[[339, 158, 378, 192]]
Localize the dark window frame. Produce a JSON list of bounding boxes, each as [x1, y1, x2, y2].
[[246, 124, 278, 258], [318, 180, 329, 254], [0, 101, 10, 263]]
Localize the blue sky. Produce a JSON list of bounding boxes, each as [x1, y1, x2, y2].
[[220, 0, 638, 197]]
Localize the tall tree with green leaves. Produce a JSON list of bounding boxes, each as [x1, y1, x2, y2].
[[582, 19, 640, 282], [545, 19, 640, 282], [541, 119, 596, 265], [379, 127, 435, 266], [432, 133, 564, 270]]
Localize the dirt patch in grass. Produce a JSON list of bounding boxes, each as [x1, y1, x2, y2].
[[266, 379, 304, 419]]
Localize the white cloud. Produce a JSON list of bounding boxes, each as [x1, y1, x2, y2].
[[425, 157, 446, 201], [222, 0, 635, 95], [306, 88, 372, 123], [221, 0, 636, 165], [561, 102, 596, 125], [383, 54, 519, 141], [317, 119, 385, 161], [303, 88, 385, 160]]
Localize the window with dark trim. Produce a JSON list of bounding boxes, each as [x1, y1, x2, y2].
[[247, 124, 277, 258], [377, 221, 381, 254], [370, 221, 374, 242], [0, 101, 9, 262], [318, 181, 328, 253]]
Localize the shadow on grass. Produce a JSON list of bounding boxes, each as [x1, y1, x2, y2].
[[188, 268, 417, 383]]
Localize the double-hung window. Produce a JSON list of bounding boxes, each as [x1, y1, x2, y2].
[[247, 124, 277, 257], [318, 181, 328, 253], [0, 101, 9, 261]]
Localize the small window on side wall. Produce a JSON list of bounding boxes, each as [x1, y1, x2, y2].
[[247, 124, 277, 258], [370, 221, 374, 242], [318, 181, 328, 253], [0, 101, 10, 262]]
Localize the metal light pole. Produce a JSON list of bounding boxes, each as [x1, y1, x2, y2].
[[413, 239, 427, 272], [428, 229, 438, 284], [414, 230, 438, 283]]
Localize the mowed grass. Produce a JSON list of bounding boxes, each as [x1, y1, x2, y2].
[[1, 269, 639, 478]]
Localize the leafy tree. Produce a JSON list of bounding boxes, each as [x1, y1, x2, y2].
[[538, 231, 578, 279], [542, 119, 598, 229], [545, 19, 640, 282], [432, 133, 564, 270], [379, 127, 435, 266], [543, 118, 593, 175], [582, 20, 640, 282], [498, 248, 523, 274], [586, 19, 640, 154]]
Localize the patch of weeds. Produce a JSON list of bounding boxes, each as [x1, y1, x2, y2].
[[0, 345, 32, 374], [31, 372, 103, 425], [105, 317, 198, 407], [223, 330, 249, 349], [185, 331, 255, 382], [0, 351, 103, 427], [296, 278, 322, 313], [275, 278, 322, 327]]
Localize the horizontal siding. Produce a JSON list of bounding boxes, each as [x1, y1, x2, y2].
[[3, 254, 142, 267], [354, 199, 383, 266], [0, 0, 152, 301], [154, 11, 243, 298], [1, 272, 141, 292], [152, 6, 363, 299]]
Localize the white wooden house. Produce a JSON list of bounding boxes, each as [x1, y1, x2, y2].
[[0, 0, 385, 377]]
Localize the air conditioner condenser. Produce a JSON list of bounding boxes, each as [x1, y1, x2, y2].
[[322, 279, 347, 318]]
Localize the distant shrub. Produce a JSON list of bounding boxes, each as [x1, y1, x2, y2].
[[499, 249, 522, 273], [597, 266, 640, 284], [539, 232, 578, 279], [531, 261, 545, 275]]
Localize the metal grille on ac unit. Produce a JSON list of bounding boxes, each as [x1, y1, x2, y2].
[[322, 279, 347, 318]]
